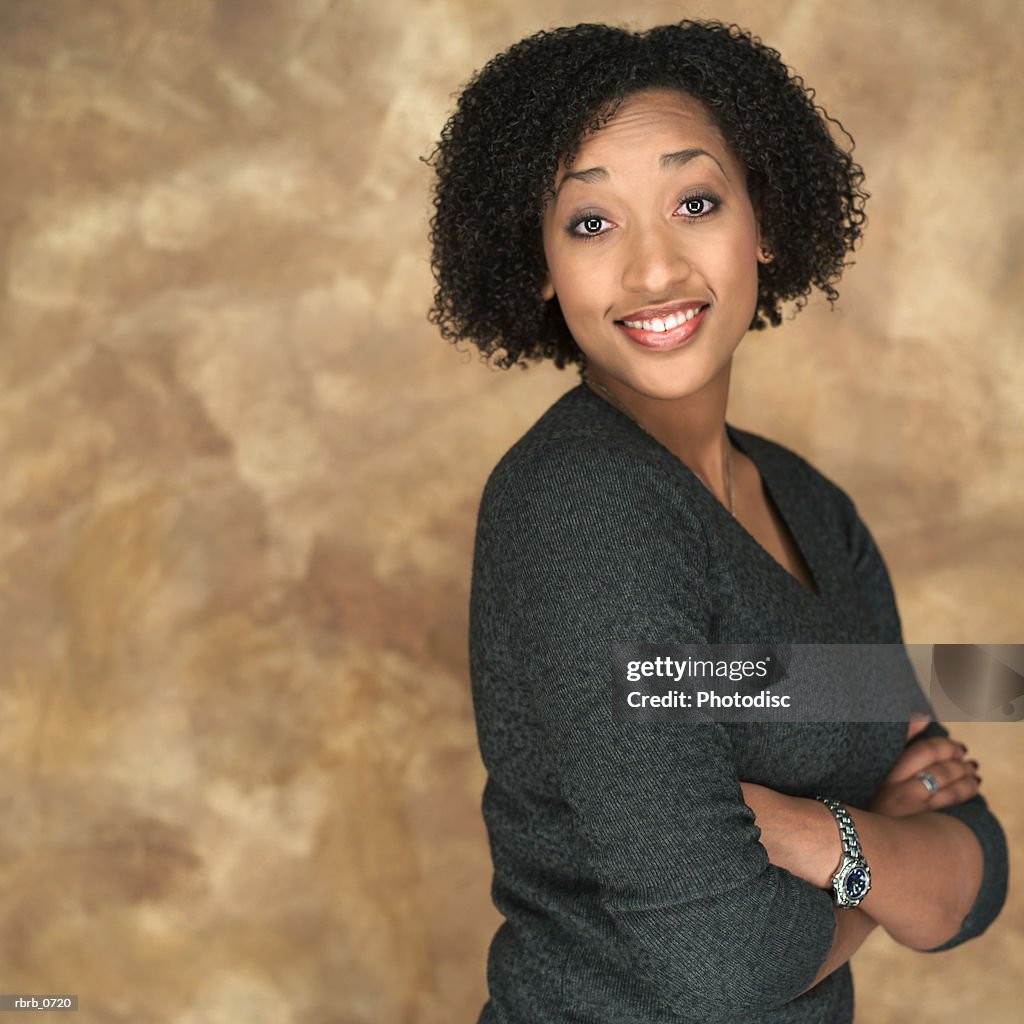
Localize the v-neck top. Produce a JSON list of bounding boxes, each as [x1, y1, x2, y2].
[[468, 383, 1008, 1024], [724, 422, 822, 598]]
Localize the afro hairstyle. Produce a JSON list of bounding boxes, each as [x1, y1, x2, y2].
[[427, 19, 868, 369]]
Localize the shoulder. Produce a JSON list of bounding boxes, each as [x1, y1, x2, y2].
[[482, 384, 706, 523], [474, 385, 711, 569], [471, 387, 715, 635]]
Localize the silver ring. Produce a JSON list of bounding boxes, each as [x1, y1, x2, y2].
[[915, 770, 940, 795]]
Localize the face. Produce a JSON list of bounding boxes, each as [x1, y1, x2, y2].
[[541, 89, 767, 401]]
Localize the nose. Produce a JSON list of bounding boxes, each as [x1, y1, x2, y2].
[[620, 219, 693, 295]]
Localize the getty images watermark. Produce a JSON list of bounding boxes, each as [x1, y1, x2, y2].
[[612, 644, 1024, 723]]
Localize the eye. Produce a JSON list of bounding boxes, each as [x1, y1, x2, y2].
[[569, 214, 613, 239], [675, 192, 720, 220]]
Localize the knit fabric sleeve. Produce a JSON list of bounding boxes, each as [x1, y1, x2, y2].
[[480, 437, 837, 1019], [912, 717, 1009, 952], [842, 494, 1009, 951]]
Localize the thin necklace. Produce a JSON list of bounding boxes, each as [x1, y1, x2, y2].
[[579, 369, 736, 517]]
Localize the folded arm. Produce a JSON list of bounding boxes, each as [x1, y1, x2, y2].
[[742, 724, 1005, 954], [799, 494, 1012, 952], [809, 799, 984, 950], [793, 907, 878, 999]]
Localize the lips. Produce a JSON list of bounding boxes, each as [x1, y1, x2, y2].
[[616, 299, 708, 324], [615, 302, 710, 351]]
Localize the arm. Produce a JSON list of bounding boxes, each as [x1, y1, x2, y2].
[[839, 496, 1010, 949], [904, 721, 1009, 951], [742, 757, 998, 952], [482, 440, 838, 1020], [807, 800, 984, 951], [745, 789, 983, 950], [793, 908, 878, 999]]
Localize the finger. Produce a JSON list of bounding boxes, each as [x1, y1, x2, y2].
[[913, 771, 982, 811], [914, 758, 979, 791], [888, 736, 967, 782], [887, 737, 968, 783], [902, 759, 979, 807], [906, 714, 932, 743]]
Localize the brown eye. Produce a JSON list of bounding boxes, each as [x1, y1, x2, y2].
[[676, 193, 720, 220], [569, 214, 612, 239]]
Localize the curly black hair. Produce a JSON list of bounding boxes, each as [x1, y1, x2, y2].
[[426, 20, 869, 370]]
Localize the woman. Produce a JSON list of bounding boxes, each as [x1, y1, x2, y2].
[[428, 20, 1008, 1023]]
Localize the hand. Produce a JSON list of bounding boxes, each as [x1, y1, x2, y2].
[[866, 715, 981, 818]]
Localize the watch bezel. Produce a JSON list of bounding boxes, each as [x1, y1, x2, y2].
[[833, 857, 871, 908]]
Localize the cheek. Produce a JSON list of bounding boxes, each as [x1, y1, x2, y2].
[[550, 280, 588, 327], [723, 232, 761, 291], [541, 231, 572, 301], [542, 237, 595, 314]]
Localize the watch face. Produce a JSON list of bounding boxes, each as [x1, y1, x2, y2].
[[845, 867, 870, 900]]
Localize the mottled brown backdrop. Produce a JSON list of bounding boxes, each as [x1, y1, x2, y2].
[[0, 0, 1021, 1021]]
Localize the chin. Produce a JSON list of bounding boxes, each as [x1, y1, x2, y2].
[[622, 358, 726, 398]]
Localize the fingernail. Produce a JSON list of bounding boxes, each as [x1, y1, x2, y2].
[[968, 759, 979, 768], [958, 743, 968, 753]]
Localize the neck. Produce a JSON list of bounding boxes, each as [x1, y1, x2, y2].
[[580, 362, 735, 499]]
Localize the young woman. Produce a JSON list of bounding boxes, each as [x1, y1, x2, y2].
[[428, 20, 1007, 1023]]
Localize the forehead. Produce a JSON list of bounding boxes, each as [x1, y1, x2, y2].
[[566, 89, 734, 169]]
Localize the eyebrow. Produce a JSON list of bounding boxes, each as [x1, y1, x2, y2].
[[554, 148, 729, 198]]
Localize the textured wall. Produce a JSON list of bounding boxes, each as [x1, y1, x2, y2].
[[0, 1, 1020, 1021]]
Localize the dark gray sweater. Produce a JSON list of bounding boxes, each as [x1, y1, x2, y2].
[[469, 383, 1008, 1023]]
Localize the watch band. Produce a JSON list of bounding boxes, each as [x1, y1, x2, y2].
[[815, 796, 872, 908]]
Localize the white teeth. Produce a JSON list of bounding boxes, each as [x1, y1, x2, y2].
[[623, 306, 705, 331]]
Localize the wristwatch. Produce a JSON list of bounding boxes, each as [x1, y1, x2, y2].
[[815, 797, 872, 908]]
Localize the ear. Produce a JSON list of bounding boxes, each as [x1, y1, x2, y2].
[[540, 273, 555, 301], [755, 216, 774, 265]]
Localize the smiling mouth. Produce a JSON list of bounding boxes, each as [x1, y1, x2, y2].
[[617, 304, 709, 333], [615, 303, 710, 350]]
